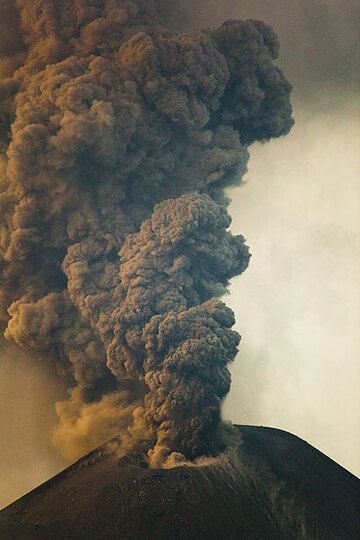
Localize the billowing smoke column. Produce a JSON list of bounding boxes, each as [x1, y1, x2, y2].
[[0, 0, 293, 465]]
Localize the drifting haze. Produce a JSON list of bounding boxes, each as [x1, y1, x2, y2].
[[0, 338, 67, 509], [224, 103, 360, 477]]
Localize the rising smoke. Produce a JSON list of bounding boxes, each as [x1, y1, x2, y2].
[[0, 0, 293, 466]]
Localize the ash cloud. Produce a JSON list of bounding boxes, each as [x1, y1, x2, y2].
[[0, 0, 293, 465]]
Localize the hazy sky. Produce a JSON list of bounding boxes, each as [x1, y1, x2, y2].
[[224, 101, 360, 475], [0, 339, 67, 509], [1, 0, 359, 509]]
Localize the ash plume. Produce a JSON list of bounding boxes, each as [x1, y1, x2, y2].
[[0, 0, 293, 465]]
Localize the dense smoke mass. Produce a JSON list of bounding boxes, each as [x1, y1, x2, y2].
[[0, 0, 293, 465]]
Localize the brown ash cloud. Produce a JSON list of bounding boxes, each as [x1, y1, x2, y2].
[[0, 0, 293, 465]]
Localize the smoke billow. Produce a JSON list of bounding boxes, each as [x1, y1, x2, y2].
[[0, 0, 293, 465]]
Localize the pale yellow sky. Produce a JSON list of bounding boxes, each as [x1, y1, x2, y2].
[[0, 340, 67, 509]]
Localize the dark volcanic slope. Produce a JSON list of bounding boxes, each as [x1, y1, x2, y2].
[[1, 426, 359, 539]]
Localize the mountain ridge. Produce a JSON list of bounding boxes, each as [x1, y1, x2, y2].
[[1, 425, 359, 539]]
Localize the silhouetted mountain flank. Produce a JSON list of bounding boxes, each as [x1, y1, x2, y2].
[[1, 426, 359, 539]]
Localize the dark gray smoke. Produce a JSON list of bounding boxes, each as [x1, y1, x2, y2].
[[0, 0, 293, 465]]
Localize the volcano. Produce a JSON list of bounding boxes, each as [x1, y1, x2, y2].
[[1, 425, 359, 539]]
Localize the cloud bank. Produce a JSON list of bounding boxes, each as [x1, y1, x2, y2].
[[0, 0, 293, 465]]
